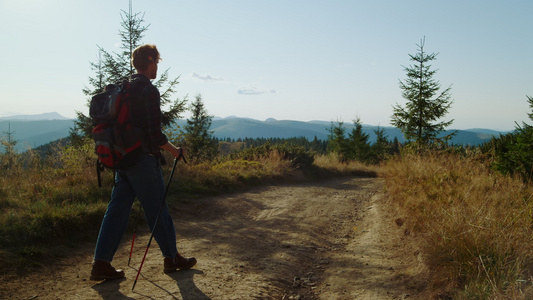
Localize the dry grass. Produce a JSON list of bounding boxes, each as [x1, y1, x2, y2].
[[162, 149, 297, 198], [169, 151, 379, 199], [380, 152, 533, 299]]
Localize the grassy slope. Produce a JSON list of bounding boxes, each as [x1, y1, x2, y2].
[[380, 152, 533, 299]]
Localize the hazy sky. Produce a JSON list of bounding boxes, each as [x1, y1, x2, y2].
[[1, 0, 532, 131]]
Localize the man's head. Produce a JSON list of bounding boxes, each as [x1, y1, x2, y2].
[[131, 44, 161, 79]]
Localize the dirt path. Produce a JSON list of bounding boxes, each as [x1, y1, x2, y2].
[[1, 176, 429, 299]]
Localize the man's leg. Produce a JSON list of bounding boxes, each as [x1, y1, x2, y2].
[[92, 171, 135, 280], [126, 155, 196, 272], [125, 155, 178, 258]]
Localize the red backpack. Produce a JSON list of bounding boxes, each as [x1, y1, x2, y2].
[[89, 81, 142, 184]]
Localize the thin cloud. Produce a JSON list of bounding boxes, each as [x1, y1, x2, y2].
[[237, 84, 276, 95], [191, 72, 224, 81]]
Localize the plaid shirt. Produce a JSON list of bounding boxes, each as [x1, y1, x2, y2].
[[129, 74, 168, 155]]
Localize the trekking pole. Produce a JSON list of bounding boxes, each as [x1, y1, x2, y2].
[[132, 154, 185, 291], [127, 204, 143, 266]]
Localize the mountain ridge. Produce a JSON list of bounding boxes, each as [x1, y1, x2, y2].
[[0, 113, 509, 152], [0, 112, 71, 121]]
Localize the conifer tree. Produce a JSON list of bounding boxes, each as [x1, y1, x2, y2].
[[525, 95, 533, 127], [71, 2, 186, 140], [1, 123, 18, 169], [183, 95, 218, 161], [326, 120, 348, 159], [346, 117, 371, 162], [371, 126, 390, 162], [491, 95, 533, 180], [327, 118, 372, 162], [390, 137, 401, 155], [391, 37, 455, 147]]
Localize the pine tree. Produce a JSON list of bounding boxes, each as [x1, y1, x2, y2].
[[492, 94, 533, 180], [524, 95, 533, 127], [346, 117, 371, 162], [71, 1, 186, 139], [183, 95, 218, 162], [390, 137, 401, 155], [391, 37, 455, 148], [326, 120, 348, 159], [371, 126, 390, 162], [1, 123, 18, 169], [327, 119, 372, 162]]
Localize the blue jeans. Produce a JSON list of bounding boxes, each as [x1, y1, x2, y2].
[[93, 154, 178, 262]]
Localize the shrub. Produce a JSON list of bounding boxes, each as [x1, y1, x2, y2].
[[488, 127, 533, 182]]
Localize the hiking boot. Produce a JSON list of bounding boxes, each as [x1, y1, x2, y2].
[[90, 260, 125, 281], [163, 253, 197, 273]]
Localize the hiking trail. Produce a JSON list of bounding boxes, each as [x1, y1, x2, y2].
[[2, 176, 430, 299]]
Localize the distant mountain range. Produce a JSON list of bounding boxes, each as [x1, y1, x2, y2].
[[201, 118, 507, 146], [0, 113, 509, 152], [0, 112, 70, 121], [0, 112, 74, 151]]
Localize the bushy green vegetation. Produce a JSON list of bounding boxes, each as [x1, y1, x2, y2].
[[0, 143, 109, 273], [327, 118, 398, 164], [479, 96, 533, 183], [222, 136, 328, 155]]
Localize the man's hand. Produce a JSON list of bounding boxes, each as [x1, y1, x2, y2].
[[160, 142, 186, 159], [176, 147, 186, 159]]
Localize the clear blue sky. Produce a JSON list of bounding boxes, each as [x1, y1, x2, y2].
[[1, 0, 532, 131]]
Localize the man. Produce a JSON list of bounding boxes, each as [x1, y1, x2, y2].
[[90, 44, 196, 280]]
